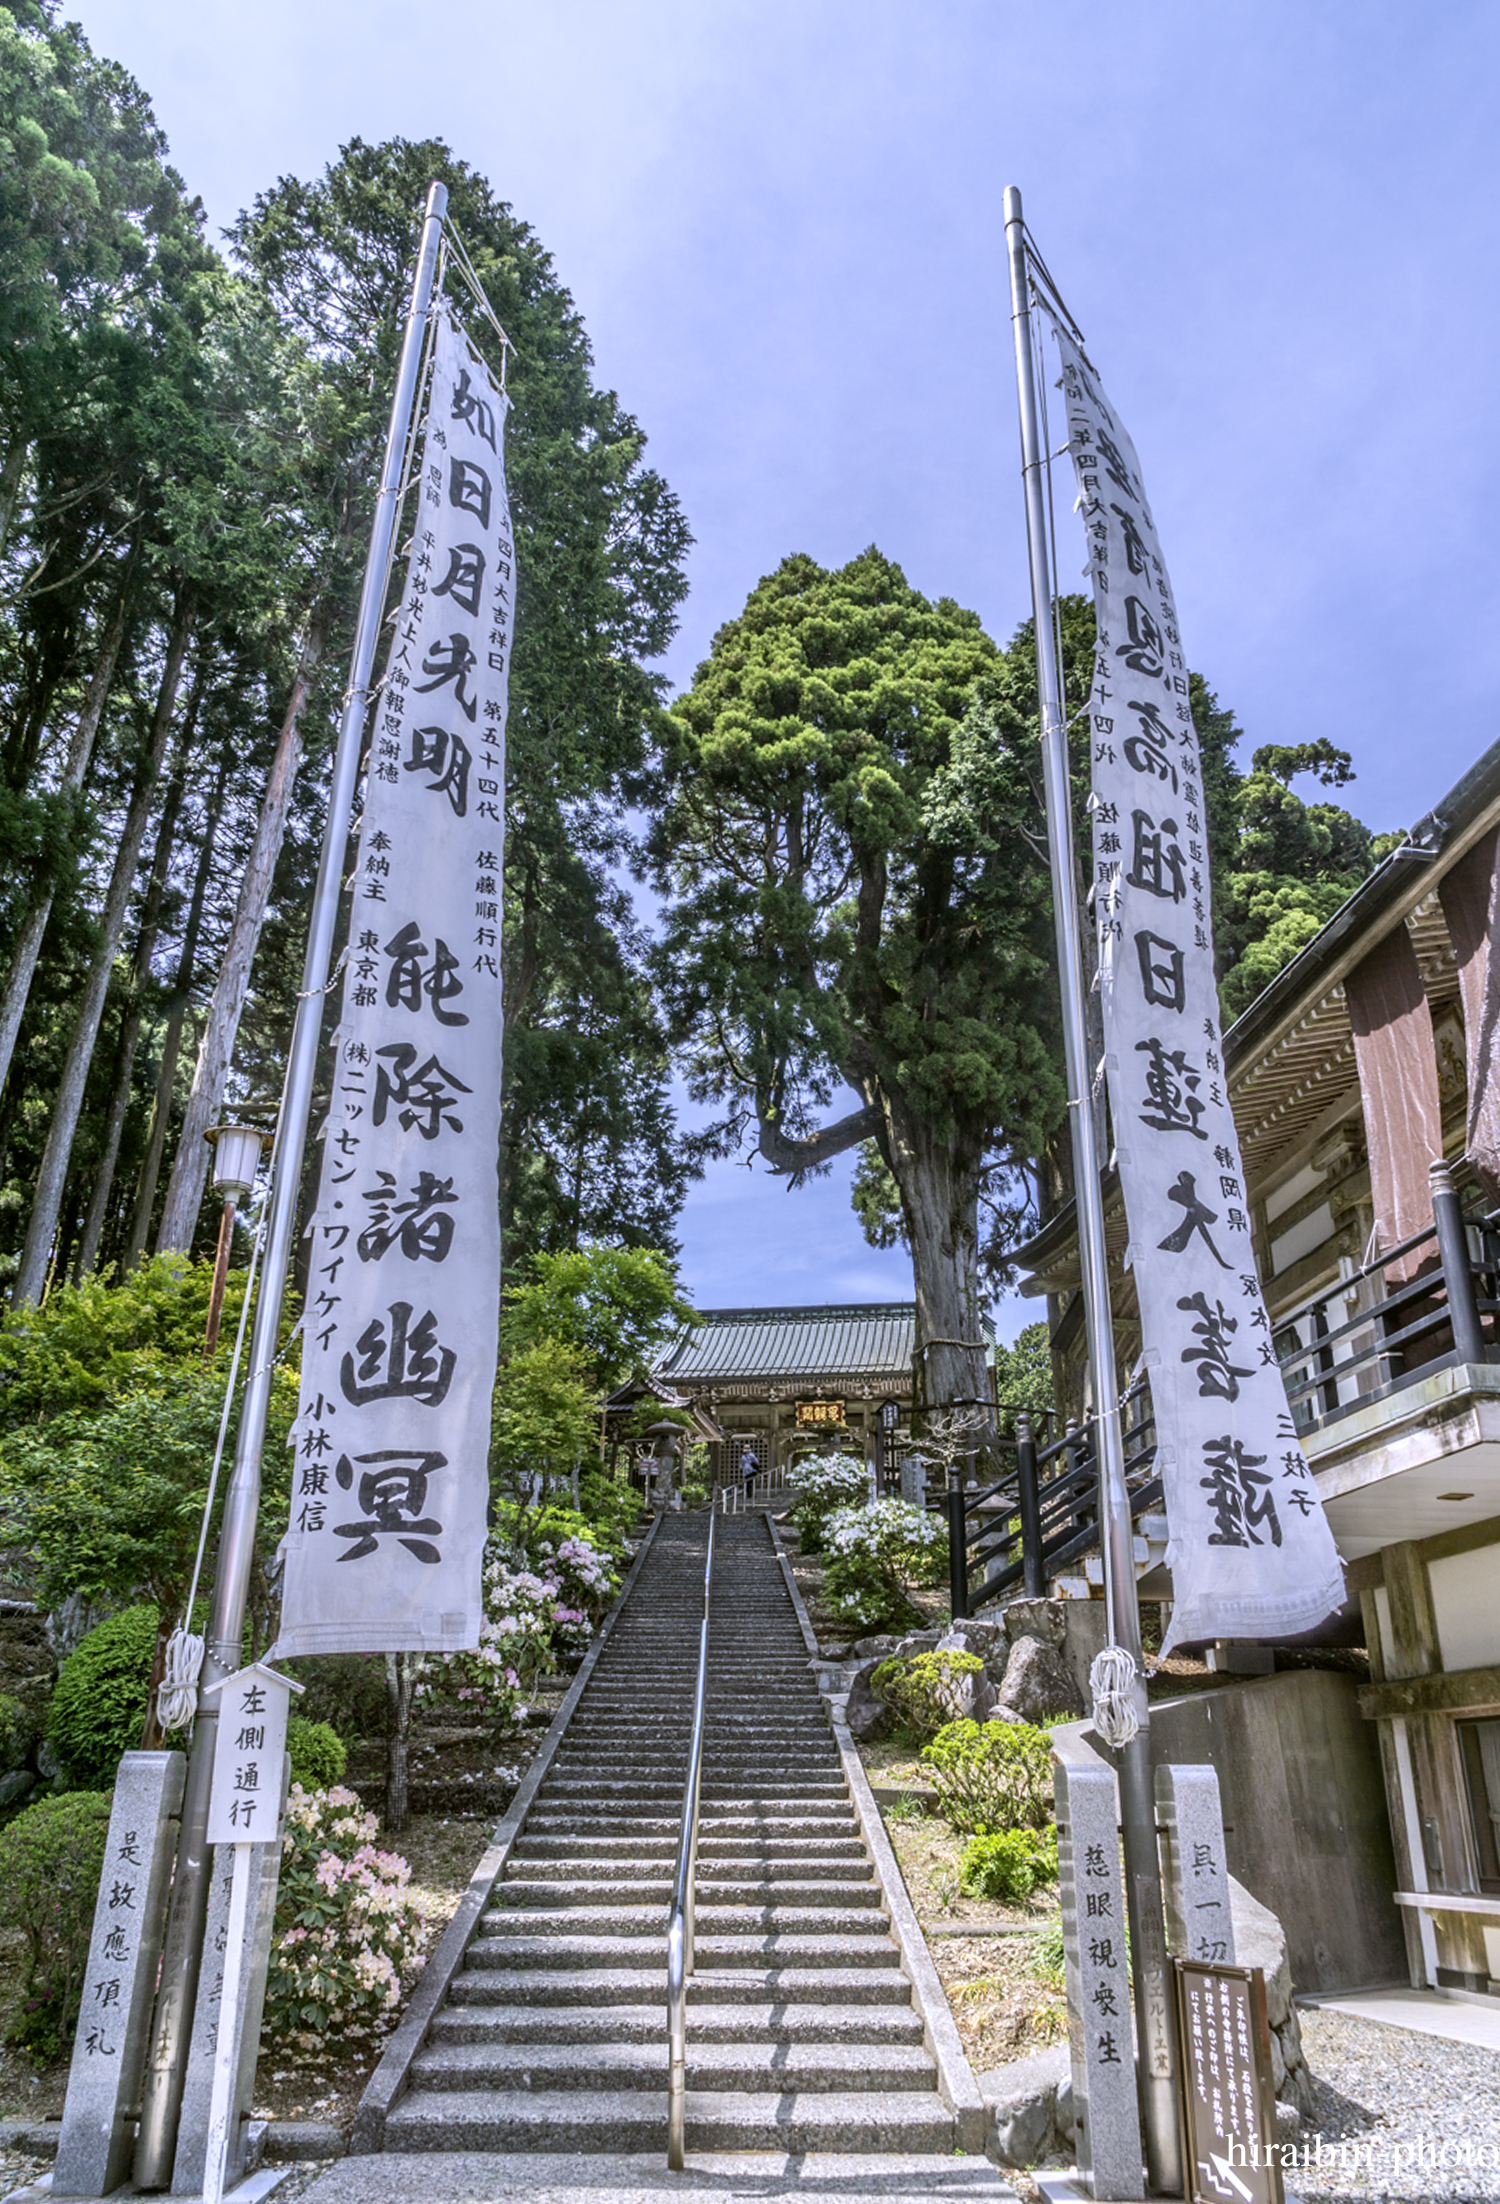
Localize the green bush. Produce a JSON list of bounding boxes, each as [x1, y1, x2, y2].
[[47, 1606, 158, 1789], [873, 1651, 983, 1741], [287, 1718, 347, 1793], [0, 1790, 111, 2062], [921, 1717, 1054, 1836], [959, 1827, 1059, 1904]]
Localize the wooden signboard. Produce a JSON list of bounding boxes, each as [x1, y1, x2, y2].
[[1174, 1960, 1283, 2204], [795, 1400, 846, 1428]]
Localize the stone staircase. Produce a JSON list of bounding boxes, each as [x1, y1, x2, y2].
[[381, 1512, 968, 2156]]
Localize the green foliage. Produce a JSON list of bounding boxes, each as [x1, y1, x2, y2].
[[0, 1257, 258, 1432], [921, 1717, 1055, 1836], [287, 1717, 346, 1794], [992, 1323, 1055, 1431], [490, 1339, 600, 1494], [873, 1650, 983, 1741], [653, 551, 1066, 1361], [46, 1604, 157, 1789], [1028, 1917, 1067, 1984], [499, 1245, 696, 1392], [0, 1790, 112, 2063], [232, 141, 696, 1268], [265, 1785, 428, 2049], [959, 1826, 1059, 1905]]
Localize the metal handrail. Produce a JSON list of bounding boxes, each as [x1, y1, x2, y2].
[[666, 1509, 715, 2171]]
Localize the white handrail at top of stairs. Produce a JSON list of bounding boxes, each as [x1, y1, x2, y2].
[[666, 1510, 715, 2171]]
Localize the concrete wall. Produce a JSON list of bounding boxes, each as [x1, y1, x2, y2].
[[1144, 1669, 1407, 1995]]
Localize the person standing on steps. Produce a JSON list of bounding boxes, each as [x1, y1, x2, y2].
[[740, 1445, 760, 1504]]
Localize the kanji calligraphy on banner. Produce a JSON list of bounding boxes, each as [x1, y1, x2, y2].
[[1051, 324, 1344, 1649], [275, 312, 511, 1656]]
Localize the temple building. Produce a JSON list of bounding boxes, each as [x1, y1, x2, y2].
[[648, 1302, 993, 1485], [1017, 730, 1500, 2003]]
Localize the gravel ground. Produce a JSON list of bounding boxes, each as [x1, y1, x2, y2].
[[0, 2153, 336, 2201], [1286, 2009, 1500, 2202]]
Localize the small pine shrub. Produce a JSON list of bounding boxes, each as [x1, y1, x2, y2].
[[873, 1650, 983, 1741], [46, 1606, 158, 1789], [959, 1827, 1059, 1904], [287, 1718, 347, 1793], [0, 1790, 111, 2062], [921, 1717, 1055, 1836]]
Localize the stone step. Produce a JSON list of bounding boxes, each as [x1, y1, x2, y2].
[[408, 2038, 937, 2095], [429, 2001, 925, 2046], [506, 1854, 869, 1882], [520, 1811, 860, 1839], [479, 1903, 888, 1938], [495, 1878, 883, 1909], [463, 1932, 903, 1970], [446, 1964, 916, 2008], [382, 2085, 955, 2155]]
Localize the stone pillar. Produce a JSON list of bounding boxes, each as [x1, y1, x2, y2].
[[1055, 1756, 1143, 2200], [1155, 1762, 1235, 1966], [53, 1751, 186, 2198]]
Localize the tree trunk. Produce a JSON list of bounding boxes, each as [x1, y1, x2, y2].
[[74, 704, 198, 1277], [13, 592, 197, 1305], [156, 617, 327, 1254], [125, 747, 234, 1267], [384, 1653, 417, 1832], [0, 569, 134, 1105], [882, 1094, 991, 1425], [0, 440, 26, 565]]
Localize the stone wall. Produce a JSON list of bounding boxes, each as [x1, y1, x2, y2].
[[1142, 1669, 1407, 1994]]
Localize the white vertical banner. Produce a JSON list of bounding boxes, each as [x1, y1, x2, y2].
[[275, 311, 512, 1656], [1051, 323, 1344, 1650]]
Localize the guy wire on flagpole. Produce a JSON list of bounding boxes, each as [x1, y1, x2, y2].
[[131, 179, 451, 2190], [1002, 184, 1183, 2196]]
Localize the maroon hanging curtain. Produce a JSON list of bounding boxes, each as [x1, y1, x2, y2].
[[1345, 925, 1442, 1281], [1438, 826, 1500, 1203]]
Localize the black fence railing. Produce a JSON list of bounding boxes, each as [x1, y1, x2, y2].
[[1271, 1177, 1499, 1433], [927, 1181, 1500, 1617], [928, 1387, 1159, 1619]]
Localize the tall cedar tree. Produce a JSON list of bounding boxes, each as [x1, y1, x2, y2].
[[223, 138, 699, 1269], [651, 549, 1067, 1414]]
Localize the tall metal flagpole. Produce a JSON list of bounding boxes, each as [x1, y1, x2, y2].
[[1002, 184, 1182, 2196], [133, 180, 450, 2189]]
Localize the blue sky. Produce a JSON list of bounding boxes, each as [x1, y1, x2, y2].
[[75, 0, 1500, 1332]]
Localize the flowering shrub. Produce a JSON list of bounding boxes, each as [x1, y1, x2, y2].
[[264, 1785, 429, 2049], [821, 1496, 946, 1628], [414, 1521, 618, 1730], [786, 1453, 869, 1550]]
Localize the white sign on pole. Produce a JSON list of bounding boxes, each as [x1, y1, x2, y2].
[[275, 309, 512, 1659], [1048, 322, 1345, 1651], [201, 1664, 302, 2204], [205, 1662, 300, 1847]]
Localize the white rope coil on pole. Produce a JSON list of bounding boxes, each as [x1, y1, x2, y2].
[[1089, 1644, 1140, 1747]]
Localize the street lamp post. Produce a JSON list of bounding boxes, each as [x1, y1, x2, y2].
[[200, 1125, 269, 1362]]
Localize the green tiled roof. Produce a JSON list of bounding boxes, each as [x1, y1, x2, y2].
[[656, 1303, 920, 1386]]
